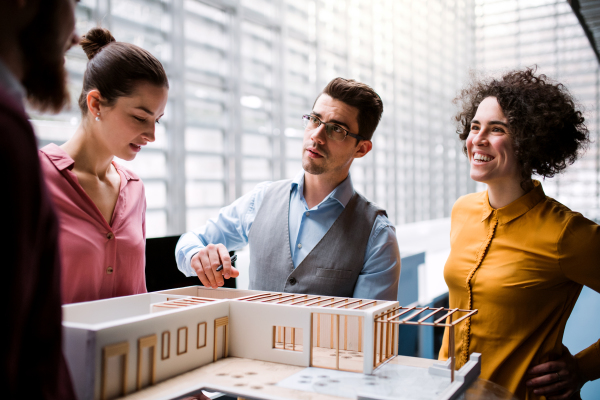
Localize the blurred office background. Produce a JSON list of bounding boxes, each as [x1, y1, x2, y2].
[[29, 0, 599, 396], [29, 0, 600, 238], [33, 0, 477, 237]]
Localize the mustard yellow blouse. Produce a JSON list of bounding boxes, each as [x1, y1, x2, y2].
[[439, 181, 600, 399]]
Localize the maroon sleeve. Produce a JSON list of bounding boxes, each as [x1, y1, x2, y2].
[[0, 88, 75, 399]]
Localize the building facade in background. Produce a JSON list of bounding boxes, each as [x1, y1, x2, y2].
[[30, 0, 599, 237]]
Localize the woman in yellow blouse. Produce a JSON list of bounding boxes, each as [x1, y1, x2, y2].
[[439, 68, 600, 400]]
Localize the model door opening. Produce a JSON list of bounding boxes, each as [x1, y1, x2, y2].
[[101, 342, 129, 400], [311, 312, 364, 373], [213, 316, 229, 361]]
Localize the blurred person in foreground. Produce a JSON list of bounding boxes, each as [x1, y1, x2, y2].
[[176, 78, 400, 301], [439, 67, 599, 399], [0, 0, 79, 398], [40, 27, 169, 304]]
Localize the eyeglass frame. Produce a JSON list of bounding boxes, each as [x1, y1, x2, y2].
[[302, 114, 367, 142]]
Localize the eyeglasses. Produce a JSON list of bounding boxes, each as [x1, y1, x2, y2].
[[302, 114, 366, 142]]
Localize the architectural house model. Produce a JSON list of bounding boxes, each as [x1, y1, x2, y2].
[[62, 286, 480, 400]]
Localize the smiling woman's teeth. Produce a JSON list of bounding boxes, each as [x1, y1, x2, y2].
[[474, 154, 493, 162]]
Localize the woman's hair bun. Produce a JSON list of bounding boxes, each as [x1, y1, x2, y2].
[[80, 28, 116, 60]]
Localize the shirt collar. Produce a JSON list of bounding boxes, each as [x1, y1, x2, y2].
[[481, 180, 546, 224], [40, 143, 140, 181], [0, 59, 26, 106], [115, 163, 139, 182], [41, 143, 75, 171], [291, 170, 355, 208]]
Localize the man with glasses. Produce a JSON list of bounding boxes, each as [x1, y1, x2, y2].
[[176, 77, 400, 300]]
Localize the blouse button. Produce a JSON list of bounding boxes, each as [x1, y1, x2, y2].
[[106, 266, 114, 274], [106, 232, 114, 240]]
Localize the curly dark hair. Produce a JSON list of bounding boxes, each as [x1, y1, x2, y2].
[[455, 67, 590, 184]]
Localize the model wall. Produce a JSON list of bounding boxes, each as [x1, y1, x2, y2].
[[229, 301, 312, 367], [63, 293, 187, 325], [63, 326, 95, 400], [93, 301, 230, 400], [157, 286, 267, 299]]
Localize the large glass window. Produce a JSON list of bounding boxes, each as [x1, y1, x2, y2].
[[30, 0, 600, 237], [476, 0, 600, 221]]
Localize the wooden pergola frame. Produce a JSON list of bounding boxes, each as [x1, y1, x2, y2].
[[374, 306, 478, 382]]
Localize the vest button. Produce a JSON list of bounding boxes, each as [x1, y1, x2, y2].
[[289, 277, 297, 285]]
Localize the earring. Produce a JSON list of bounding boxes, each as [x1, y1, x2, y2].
[[95, 112, 100, 122]]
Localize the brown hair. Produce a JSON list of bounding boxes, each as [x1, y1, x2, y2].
[[19, 0, 72, 113], [455, 67, 589, 184], [78, 28, 168, 115], [317, 77, 384, 141]]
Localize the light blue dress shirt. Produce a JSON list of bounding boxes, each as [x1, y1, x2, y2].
[[175, 170, 400, 300]]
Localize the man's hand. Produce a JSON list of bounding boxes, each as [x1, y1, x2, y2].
[[526, 346, 587, 400], [191, 244, 240, 289]]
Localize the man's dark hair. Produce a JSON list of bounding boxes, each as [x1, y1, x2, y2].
[[317, 77, 383, 141], [78, 28, 169, 115], [20, 0, 71, 113], [455, 67, 590, 185]]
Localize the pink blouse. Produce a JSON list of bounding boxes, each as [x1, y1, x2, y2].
[[39, 144, 147, 304]]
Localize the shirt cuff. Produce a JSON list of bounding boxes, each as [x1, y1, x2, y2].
[[181, 249, 200, 277], [575, 340, 600, 381]]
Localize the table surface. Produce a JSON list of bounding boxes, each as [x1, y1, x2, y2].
[[119, 355, 517, 400]]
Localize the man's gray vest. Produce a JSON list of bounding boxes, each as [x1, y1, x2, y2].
[[248, 179, 386, 297]]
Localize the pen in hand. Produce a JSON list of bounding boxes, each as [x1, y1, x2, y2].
[[216, 254, 237, 272]]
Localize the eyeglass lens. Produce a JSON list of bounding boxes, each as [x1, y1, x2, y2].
[[303, 115, 347, 141]]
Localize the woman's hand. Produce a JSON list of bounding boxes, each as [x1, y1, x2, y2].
[[526, 346, 587, 399]]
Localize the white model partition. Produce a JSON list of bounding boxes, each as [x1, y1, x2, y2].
[[63, 293, 188, 325], [63, 293, 230, 400], [156, 286, 267, 300], [229, 301, 312, 367], [94, 301, 230, 399]]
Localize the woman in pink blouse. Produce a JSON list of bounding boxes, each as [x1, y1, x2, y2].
[[40, 28, 169, 304]]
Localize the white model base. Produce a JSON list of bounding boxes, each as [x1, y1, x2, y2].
[[355, 353, 482, 400]]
